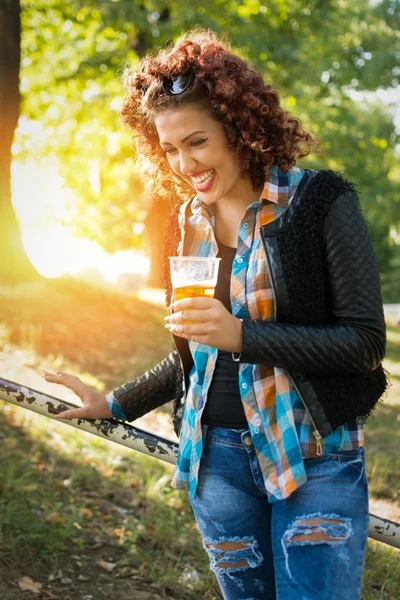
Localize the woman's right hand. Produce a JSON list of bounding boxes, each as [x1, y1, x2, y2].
[[42, 370, 113, 421]]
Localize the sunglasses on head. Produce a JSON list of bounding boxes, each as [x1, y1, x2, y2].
[[142, 70, 196, 97], [162, 70, 196, 95]]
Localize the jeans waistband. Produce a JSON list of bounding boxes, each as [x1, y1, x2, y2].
[[202, 425, 254, 452]]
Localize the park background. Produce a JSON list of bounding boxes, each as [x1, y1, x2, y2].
[[0, 1, 399, 599]]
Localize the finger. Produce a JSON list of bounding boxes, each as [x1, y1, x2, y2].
[[43, 370, 71, 384], [188, 334, 211, 345], [55, 407, 89, 420], [165, 310, 208, 324], [43, 371, 85, 397], [179, 332, 213, 347], [42, 370, 60, 383], [170, 297, 215, 312], [166, 322, 211, 337]]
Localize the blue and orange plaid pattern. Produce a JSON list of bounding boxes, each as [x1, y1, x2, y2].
[[171, 165, 363, 501], [106, 166, 363, 500]]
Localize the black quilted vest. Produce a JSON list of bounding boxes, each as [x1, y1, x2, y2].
[[264, 170, 387, 433], [163, 169, 388, 436]]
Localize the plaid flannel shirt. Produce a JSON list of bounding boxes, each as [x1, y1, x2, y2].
[[108, 166, 363, 502]]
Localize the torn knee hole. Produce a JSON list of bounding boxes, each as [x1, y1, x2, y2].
[[216, 559, 249, 569], [288, 518, 345, 542], [205, 541, 251, 569], [204, 537, 263, 573], [206, 540, 250, 552], [288, 531, 341, 543], [296, 518, 342, 526], [284, 514, 352, 545]]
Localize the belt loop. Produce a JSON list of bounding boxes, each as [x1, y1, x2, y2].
[[241, 429, 253, 452], [202, 423, 209, 442]]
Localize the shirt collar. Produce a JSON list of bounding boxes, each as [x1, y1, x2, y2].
[[260, 165, 291, 207], [190, 165, 303, 216]]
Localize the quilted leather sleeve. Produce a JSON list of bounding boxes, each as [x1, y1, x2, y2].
[[240, 191, 386, 374], [110, 351, 182, 422]]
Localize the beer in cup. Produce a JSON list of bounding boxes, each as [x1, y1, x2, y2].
[[169, 257, 221, 308]]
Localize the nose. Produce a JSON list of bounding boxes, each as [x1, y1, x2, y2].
[[179, 151, 196, 175]]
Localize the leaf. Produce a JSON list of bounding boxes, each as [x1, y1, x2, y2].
[[48, 570, 63, 582], [91, 542, 103, 549], [45, 512, 65, 523], [79, 507, 93, 517], [18, 576, 43, 593], [96, 560, 117, 572], [132, 593, 163, 600]]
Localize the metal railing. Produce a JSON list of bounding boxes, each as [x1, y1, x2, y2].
[[1, 376, 399, 550]]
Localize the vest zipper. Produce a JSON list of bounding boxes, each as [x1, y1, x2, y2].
[[288, 374, 323, 456]]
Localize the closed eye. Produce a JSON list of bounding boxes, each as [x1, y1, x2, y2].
[[162, 138, 208, 154], [190, 138, 208, 146]]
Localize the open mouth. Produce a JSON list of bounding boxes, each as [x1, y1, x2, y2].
[[191, 169, 216, 192]]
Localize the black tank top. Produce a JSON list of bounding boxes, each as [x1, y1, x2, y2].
[[201, 240, 248, 428]]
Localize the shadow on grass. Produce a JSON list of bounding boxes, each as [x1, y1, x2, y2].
[[364, 403, 400, 503], [385, 323, 400, 361], [0, 407, 219, 600], [0, 403, 398, 600], [364, 541, 400, 600]]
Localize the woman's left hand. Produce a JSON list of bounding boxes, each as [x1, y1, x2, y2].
[[165, 297, 242, 352]]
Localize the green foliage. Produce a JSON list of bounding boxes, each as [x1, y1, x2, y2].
[[15, 0, 400, 294], [19, 0, 146, 251]]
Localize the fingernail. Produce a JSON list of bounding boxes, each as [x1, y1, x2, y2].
[[164, 316, 170, 322]]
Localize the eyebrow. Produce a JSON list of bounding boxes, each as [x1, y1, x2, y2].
[[161, 130, 207, 146]]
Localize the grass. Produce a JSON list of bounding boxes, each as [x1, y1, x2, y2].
[[0, 277, 399, 599], [364, 321, 400, 506], [0, 405, 218, 599], [0, 276, 172, 391]]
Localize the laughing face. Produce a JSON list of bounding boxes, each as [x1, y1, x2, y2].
[[155, 105, 254, 207]]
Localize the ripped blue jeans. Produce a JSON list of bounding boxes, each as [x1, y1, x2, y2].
[[189, 426, 369, 600]]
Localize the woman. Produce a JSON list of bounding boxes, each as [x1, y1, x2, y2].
[[44, 30, 387, 600]]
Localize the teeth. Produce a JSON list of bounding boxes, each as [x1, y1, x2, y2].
[[192, 169, 214, 186]]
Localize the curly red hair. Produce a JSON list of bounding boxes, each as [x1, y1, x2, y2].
[[121, 29, 319, 202]]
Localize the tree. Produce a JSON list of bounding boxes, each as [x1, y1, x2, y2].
[[15, 0, 400, 291], [0, 0, 38, 283]]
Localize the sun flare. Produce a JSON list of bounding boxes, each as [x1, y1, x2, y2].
[[11, 158, 149, 283]]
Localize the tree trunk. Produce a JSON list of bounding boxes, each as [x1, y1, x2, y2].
[[144, 196, 170, 288], [0, 0, 39, 283]]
